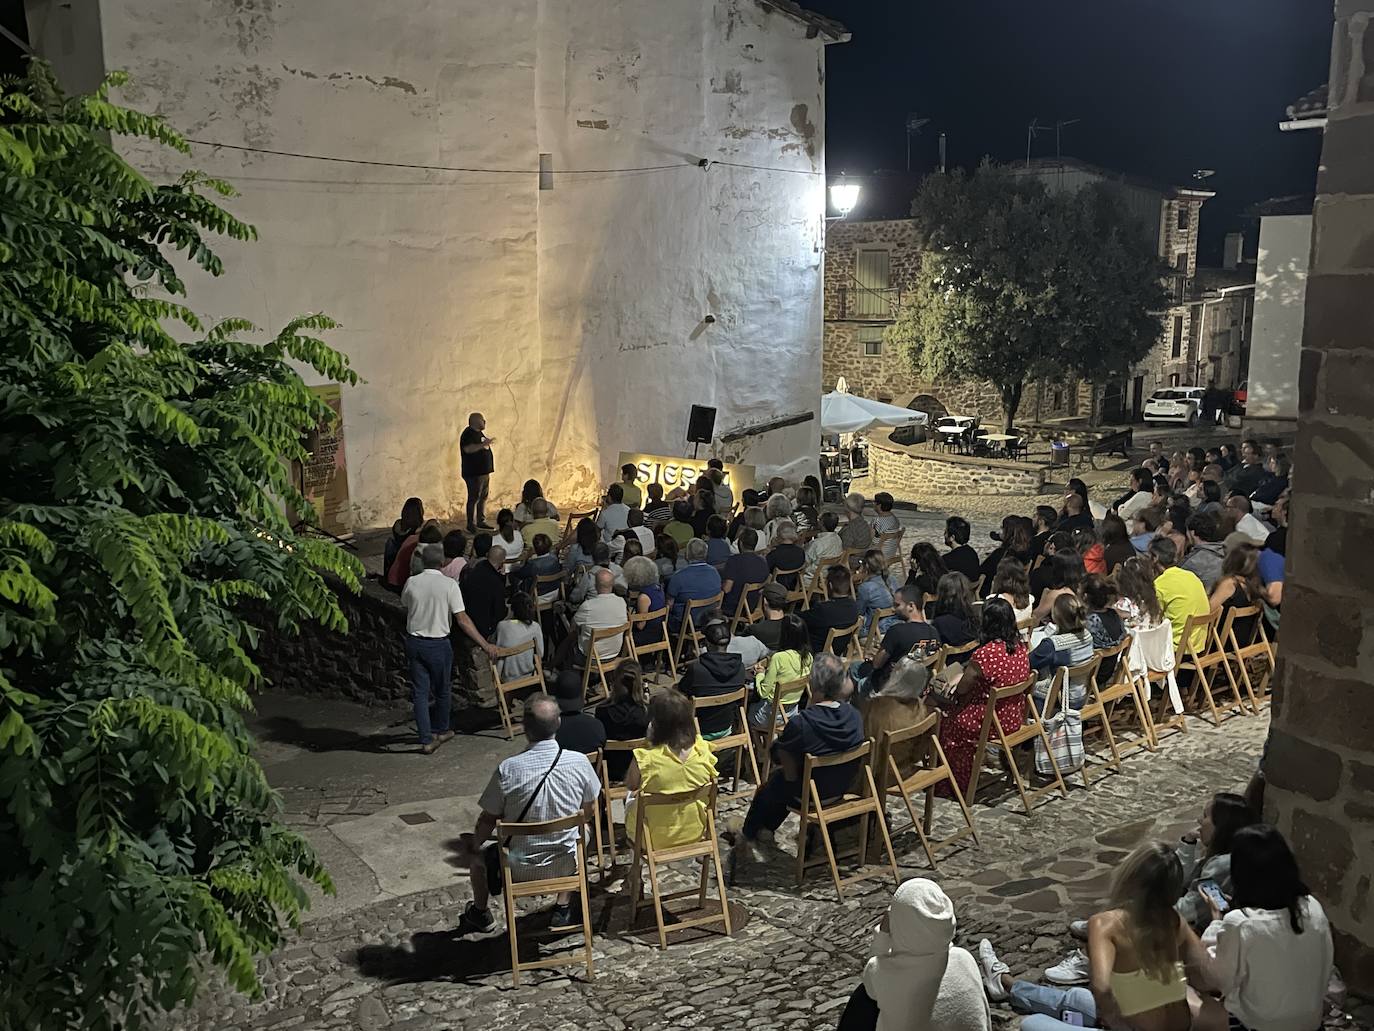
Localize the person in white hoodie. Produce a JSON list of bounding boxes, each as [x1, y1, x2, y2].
[[1198, 825, 1333, 1031], [837, 878, 991, 1031]]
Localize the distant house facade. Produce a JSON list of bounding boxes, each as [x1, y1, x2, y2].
[[1244, 196, 1314, 434]]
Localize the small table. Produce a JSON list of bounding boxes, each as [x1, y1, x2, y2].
[[982, 432, 1018, 454], [936, 426, 969, 452]]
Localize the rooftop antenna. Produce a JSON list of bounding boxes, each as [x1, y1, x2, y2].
[[1054, 118, 1081, 160], [905, 113, 930, 172], [1025, 118, 1050, 166], [1193, 169, 1216, 181]]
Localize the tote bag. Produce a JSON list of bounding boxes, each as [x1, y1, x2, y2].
[[1035, 680, 1084, 775]]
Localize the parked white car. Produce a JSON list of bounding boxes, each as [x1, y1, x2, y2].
[[1143, 387, 1206, 425]]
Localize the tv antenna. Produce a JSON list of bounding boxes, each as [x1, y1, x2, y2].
[[905, 113, 930, 172], [1025, 119, 1050, 166], [1053, 118, 1081, 160]]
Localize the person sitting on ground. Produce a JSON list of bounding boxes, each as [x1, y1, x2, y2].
[[439, 529, 467, 580], [930, 571, 981, 646], [568, 541, 625, 605], [551, 669, 608, 753], [980, 515, 1035, 587], [804, 510, 845, 583], [663, 500, 695, 548], [454, 695, 602, 937], [492, 508, 525, 575], [1029, 594, 1095, 709], [393, 519, 443, 587], [520, 497, 562, 552], [643, 481, 673, 526], [704, 514, 735, 566], [840, 492, 875, 552], [1029, 550, 1085, 625], [1029, 530, 1073, 602], [762, 491, 795, 546], [654, 534, 682, 581], [1226, 495, 1271, 545], [677, 615, 747, 741], [596, 483, 631, 544], [513, 479, 559, 527], [623, 555, 666, 651], [665, 537, 722, 633], [1147, 537, 1210, 654], [596, 662, 649, 780], [1130, 508, 1163, 554], [384, 497, 424, 583], [858, 585, 941, 695], [740, 582, 789, 650], [943, 516, 982, 582], [1180, 510, 1226, 592], [768, 522, 807, 589], [791, 484, 820, 536], [720, 526, 769, 619], [1250, 452, 1290, 507], [1030, 505, 1059, 560], [617, 463, 643, 510], [564, 567, 628, 669], [494, 592, 544, 680], [804, 564, 862, 654], [989, 557, 1033, 627], [623, 689, 718, 849], [838, 878, 992, 1031], [735, 653, 863, 857], [1100, 513, 1134, 574], [871, 492, 902, 560], [977, 841, 1211, 1031], [748, 612, 813, 729], [908, 542, 951, 599], [1199, 825, 1333, 1031], [927, 598, 1029, 793], [1113, 468, 1154, 520], [1074, 525, 1107, 575], [855, 551, 898, 638]]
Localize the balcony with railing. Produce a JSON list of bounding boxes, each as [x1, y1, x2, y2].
[[834, 275, 903, 320]]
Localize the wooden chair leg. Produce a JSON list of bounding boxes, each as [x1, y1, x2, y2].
[[496, 687, 515, 740], [647, 854, 669, 951], [578, 865, 594, 980], [816, 813, 845, 899], [711, 838, 734, 936], [505, 880, 521, 987], [933, 740, 980, 847], [868, 771, 901, 884], [794, 806, 811, 887]]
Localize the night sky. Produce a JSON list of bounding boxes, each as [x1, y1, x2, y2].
[[805, 0, 1332, 262]]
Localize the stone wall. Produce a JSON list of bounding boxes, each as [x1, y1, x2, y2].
[[1265, 0, 1374, 997], [867, 433, 1047, 497], [251, 579, 409, 706]]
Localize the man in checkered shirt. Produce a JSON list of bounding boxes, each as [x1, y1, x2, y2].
[[454, 694, 601, 935]]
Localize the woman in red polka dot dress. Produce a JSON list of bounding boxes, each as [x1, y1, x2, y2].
[[932, 598, 1031, 795]]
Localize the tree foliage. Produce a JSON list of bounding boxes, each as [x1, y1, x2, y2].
[[886, 164, 1168, 430], [0, 63, 363, 1028]]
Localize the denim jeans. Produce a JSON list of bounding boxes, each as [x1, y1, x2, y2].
[[748, 697, 797, 730], [1010, 981, 1098, 1031], [405, 635, 453, 744]]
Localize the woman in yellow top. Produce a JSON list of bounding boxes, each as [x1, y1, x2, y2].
[[747, 613, 813, 730], [977, 841, 1215, 1031], [624, 690, 717, 850]]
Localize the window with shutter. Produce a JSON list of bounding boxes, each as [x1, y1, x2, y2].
[[852, 249, 891, 318], [858, 326, 884, 357]]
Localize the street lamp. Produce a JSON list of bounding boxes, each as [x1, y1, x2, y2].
[[829, 176, 861, 218]]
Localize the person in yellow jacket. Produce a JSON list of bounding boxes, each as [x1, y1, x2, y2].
[[624, 690, 718, 850], [748, 613, 814, 730]]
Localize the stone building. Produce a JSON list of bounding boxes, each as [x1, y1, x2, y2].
[[1191, 265, 1256, 393], [25, 0, 848, 526], [1265, 0, 1374, 994]]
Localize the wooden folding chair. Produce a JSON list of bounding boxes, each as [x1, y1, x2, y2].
[[1177, 610, 1246, 726], [877, 713, 978, 870], [489, 638, 545, 740], [672, 593, 724, 665], [497, 811, 594, 986], [804, 555, 845, 606], [628, 606, 676, 682], [579, 625, 632, 706], [691, 687, 762, 801], [1047, 655, 1116, 788], [598, 739, 647, 868], [532, 571, 570, 636], [839, 547, 865, 571], [726, 580, 768, 637], [1082, 636, 1153, 760], [865, 607, 896, 658], [822, 618, 865, 662], [876, 528, 905, 568], [769, 563, 807, 611], [563, 508, 599, 540], [749, 676, 809, 779], [935, 639, 978, 675], [1130, 621, 1185, 748], [788, 739, 900, 899], [626, 782, 732, 950], [1219, 604, 1275, 714], [581, 749, 606, 877], [967, 673, 1069, 815]]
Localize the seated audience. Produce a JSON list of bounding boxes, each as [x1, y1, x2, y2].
[[494, 592, 544, 679], [1227, 495, 1271, 544], [720, 527, 770, 617], [392, 519, 442, 589], [1175, 792, 1258, 931], [989, 557, 1032, 627], [622, 507, 656, 558], [654, 534, 683, 581], [521, 497, 562, 550], [643, 482, 673, 525], [597, 483, 631, 543], [617, 463, 643, 510], [1029, 551, 1084, 625], [871, 492, 902, 559], [838, 878, 992, 1031], [749, 613, 813, 729], [1207, 545, 1263, 642], [384, 497, 424, 582], [568, 542, 625, 605], [492, 508, 524, 574], [624, 689, 718, 848], [440, 529, 467, 580], [677, 616, 747, 741], [705, 514, 735, 565], [1130, 508, 1163, 554], [1074, 525, 1106, 575], [552, 670, 608, 753], [1148, 537, 1210, 654], [943, 516, 982, 582], [1081, 574, 1127, 651], [664, 500, 695, 548], [908, 542, 951, 598], [727, 490, 761, 540], [462, 546, 508, 640], [738, 504, 768, 551], [688, 480, 716, 538], [666, 538, 722, 631], [707, 462, 733, 517], [1029, 594, 1095, 709], [624, 555, 667, 649], [980, 515, 1034, 586], [596, 662, 649, 779], [1197, 479, 1225, 516], [762, 492, 795, 545], [1199, 825, 1333, 1031], [855, 551, 898, 637], [1115, 556, 1165, 631], [568, 568, 628, 667], [1030, 505, 1059, 560], [1181, 510, 1226, 592], [768, 524, 807, 587], [861, 586, 940, 694], [930, 572, 981, 645], [513, 479, 559, 526], [1223, 439, 1268, 498], [803, 564, 862, 653], [1057, 491, 1093, 533], [740, 582, 788, 650], [736, 653, 863, 854], [928, 598, 1029, 794], [804, 510, 845, 582], [792, 484, 820, 536], [1112, 467, 1154, 520], [840, 492, 875, 552], [1029, 531, 1073, 601], [1100, 513, 1134, 574], [1250, 452, 1290, 506], [563, 518, 599, 576]]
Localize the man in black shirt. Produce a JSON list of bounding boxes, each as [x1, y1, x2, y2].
[[461, 546, 508, 640], [1057, 492, 1094, 533], [552, 671, 608, 754], [459, 412, 495, 532], [865, 586, 941, 693], [1224, 439, 1269, 498], [802, 565, 861, 654], [942, 516, 981, 582], [1029, 505, 1058, 560], [742, 583, 788, 649], [767, 525, 807, 589]]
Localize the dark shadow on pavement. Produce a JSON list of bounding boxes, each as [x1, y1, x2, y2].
[[254, 715, 416, 754]]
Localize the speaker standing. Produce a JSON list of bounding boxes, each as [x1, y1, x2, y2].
[[460, 412, 495, 532]]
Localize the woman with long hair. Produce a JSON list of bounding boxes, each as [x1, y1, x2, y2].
[[623, 689, 716, 849], [930, 598, 1029, 793], [1115, 556, 1164, 629], [596, 661, 649, 779], [979, 841, 1210, 1031], [1199, 826, 1333, 1031], [513, 478, 558, 526], [492, 507, 524, 574], [989, 557, 1032, 626], [1029, 551, 1085, 625], [1101, 513, 1135, 574], [907, 542, 950, 597], [979, 515, 1034, 585], [748, 612, 813, 729], [564, 517, 599, 575], [1207, 545, 1263, 643], [930, 571, 981, 645], [654, 534, 683, 581], [1028, 593, 1095, 708], [493, 591, 544, 680], [1074, 525, 1107, 575], [856, 551, 897, 637]]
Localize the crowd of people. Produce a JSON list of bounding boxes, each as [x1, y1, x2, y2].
[[383, 416, 1323, 1026]]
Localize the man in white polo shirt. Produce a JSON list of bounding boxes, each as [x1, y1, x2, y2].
[[401, 543, 499, 754]]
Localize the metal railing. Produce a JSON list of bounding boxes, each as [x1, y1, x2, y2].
[[836, 276, 903, 320]]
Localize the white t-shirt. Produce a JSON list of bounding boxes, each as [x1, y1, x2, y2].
[[401, 569, 465, 637], [574, 592, 629, 659], [1117, 491, 1153, 521], [493, 529, 525, 572]]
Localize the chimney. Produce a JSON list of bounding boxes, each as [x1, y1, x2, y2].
[[1223, 232, 1243, 270]]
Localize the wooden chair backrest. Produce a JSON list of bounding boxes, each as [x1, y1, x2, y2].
[[1051, 653, 1103, 700], [940, 639, 979, 668], [730, 580, 768, 626], [1178, 609, 1219, 659], [629, 605, 669, 628], [807, 555, 846, 598], [1221, 604, 1267, 652], [692, 685, 749, 719], [823, 618, 864, 657], [498, 810, 586, 841], [630, 781, 717, 850]]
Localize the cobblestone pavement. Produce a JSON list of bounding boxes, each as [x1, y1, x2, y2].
[[154, 710, 1372, 1031]]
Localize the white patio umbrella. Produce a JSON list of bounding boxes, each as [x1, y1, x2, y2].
[[820, 391, 929, 434]]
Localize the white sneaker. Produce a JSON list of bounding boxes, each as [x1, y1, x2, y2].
[[977, 939, 1010, 1002], [1068, 918, 1089, 941], [1045, 949, 1091, 986]]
